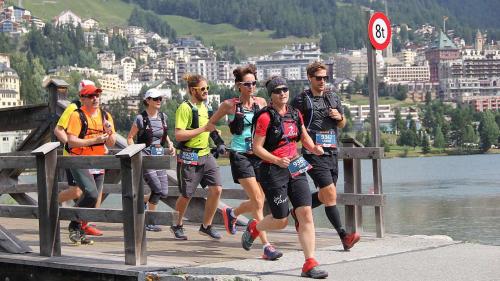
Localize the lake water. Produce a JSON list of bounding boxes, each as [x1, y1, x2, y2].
[[10, 154, 500, 246]]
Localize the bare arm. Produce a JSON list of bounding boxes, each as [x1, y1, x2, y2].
[[175, 124, 214, 142], [300, 125, 324, 155], [106, 132, 116, 147], [127, 123, 139, 145], [253, 134, 290, 168], [209, 100, 232, 125], [54, 126, 68, 144], [329, 108, 346, 128]]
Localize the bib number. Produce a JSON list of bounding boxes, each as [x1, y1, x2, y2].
[[89, 168, 104, 175], [287, 156, 312, 178], [178, 151, 199, 165], [150, 144, 164, 156], [245, 137, 253, 152], [315, 131, 337, 148]]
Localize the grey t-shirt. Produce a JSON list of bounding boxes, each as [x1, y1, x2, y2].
[[134, 112, 168, 153]]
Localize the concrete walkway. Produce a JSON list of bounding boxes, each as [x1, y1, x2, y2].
[[156, 233, 500, 281]]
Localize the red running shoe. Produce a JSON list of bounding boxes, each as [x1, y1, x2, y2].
[[341, 232, 360, 251], [81, 222, 103, 236]]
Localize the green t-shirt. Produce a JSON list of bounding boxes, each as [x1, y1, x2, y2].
[[175, 101, 210, 156]]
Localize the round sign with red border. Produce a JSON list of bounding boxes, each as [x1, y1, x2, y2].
[[368, 12, 392, 50]]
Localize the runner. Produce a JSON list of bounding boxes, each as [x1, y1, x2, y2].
[[53, 79, 103, 237], [127, 88, 175, 232], [208, 64, 282, 260], [66, 83, 116, 245], [291, 61, 360, 251], [171, 74, 223, 240], [241, 76, 328, 279]]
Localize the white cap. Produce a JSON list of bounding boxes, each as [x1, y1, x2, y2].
[[144, 89, 164, 100], [78, 79, 95, 91]]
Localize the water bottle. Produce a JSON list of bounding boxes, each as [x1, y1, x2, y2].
[[191, 105, 199, 129]]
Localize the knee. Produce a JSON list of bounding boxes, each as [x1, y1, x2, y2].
[[249, 193, 265, 210], [296, 207, 314, 224], [73, 187, 83, 198], [208, 186, 222, 198], [149, 192, 161, 205], [320, 187, 337, 205]]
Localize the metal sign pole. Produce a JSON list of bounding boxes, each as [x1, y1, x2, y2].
[[366, 10, 384, 238]]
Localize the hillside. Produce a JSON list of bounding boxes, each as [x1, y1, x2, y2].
[[21, 0, 315, 56]]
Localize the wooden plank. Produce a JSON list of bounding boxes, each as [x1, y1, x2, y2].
[[115, 144, 145, 158], [31, 142, 60, 156], [9, 194, 37, 205], [0, 104, 48, 132], [57, 156, 121, 169], [0, 225, 32, 254], [0, 156, 37, 169], [0, 205, 174, 225], [35, 148, 61, 257], [338, 147, 384, 159]]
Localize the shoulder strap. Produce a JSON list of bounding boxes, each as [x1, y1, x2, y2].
[[140, 110, 150, 130], [159, 112, 168, 146], [303, 90, 314, 129], [77, 109, 88, 139]]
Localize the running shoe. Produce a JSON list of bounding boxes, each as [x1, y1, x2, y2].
[[68, 227, 82, 245], [262, 244, 283, 260], [222, 207, 237, 235], [341, 232, 361, 251], [290, 208, 299, 232], [81, 222, 103, 236], [301, 266, 328, 279], [241, 219, 259, 251], [146, 224, 162, 232], [79, 230, 94, 245], [198, 224, 222, 240], [170, 225, 188, 240]]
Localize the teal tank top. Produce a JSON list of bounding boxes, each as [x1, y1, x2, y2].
[[229, 108, 255, 153]]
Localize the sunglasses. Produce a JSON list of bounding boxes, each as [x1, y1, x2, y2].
[[82, 94, 100, 99], [313, 75, 329, 82], [192, 86, 210, 92], [148, 97, 163, 102], [239, 81, 257, 88], [272, 87, 289, 94]]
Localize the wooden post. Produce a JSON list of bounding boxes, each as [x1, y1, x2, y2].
[[366, 10, 385, 238], [44, 79, 69, 142], [32, 142, 61, 257], [116, 144, 146, 265], [341, 138, 363, 233]]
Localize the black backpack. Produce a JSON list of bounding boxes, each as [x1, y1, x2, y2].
[[136, 111, 168, 147], [294, 89, 339, 129], [229, 97, 260, 135], [251, 106, 303, 152]]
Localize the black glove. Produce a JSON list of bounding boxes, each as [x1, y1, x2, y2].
[[210, 130, 225, 146], [211, 144, 226, 159]]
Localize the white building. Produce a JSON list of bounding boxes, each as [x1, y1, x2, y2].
[[345, 103, 419, 131], [334, 50, 368, 80], [120, 57, 136, 82], [98, 74, 127, 103], [0, 63, 21, 107], [53, 10, 81, 27], [385, 62, 430, 82], [82, 18, 99, 30], [97, 51, 115, 70]]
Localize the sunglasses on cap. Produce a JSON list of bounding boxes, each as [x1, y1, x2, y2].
[[192, 86, 210, 92], [239, 81, 257, 88], [81, 93, 100, 99], [272, 87, 289, 94], [313, 75, 329, 82], [148, 97, 163, 102]]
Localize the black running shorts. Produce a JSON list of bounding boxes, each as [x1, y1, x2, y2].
[[229, 151, 262, 184], [304, 153, 338, 188], [259, 163, 312, 219]]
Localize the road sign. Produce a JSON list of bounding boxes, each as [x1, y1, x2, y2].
[[368, 12, 392, 50]]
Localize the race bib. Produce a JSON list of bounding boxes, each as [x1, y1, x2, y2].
[[150, 144, 164, 156], [245, 137, 253, 152], [315, 131, 337, 148], [177, 151, 199, 165], [89, 168, 104, 175], [287, 156, 312, 178]]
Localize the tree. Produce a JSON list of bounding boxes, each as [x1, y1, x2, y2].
[[434, 125, 445, 152], [392, 108, 405, 134], [479, 111, 500, 151], [393, 84, 408, 101], [463, 124, 477, 145], [421, 132, 431, 154]]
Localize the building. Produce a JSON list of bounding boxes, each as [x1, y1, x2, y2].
[[345, 103, 419, 131], [0, 63, 21, 107], [395, 50, 417, 66], [82, 18, 99, 30], [385, 62, 430, 82], [459, 95, 500, 112], [177, 59, 230, 82], [119, 57, 136, 82], [334, 50, 368, 80], [425, 31, 461, 82], [53, 10, 82, 27], [98, 74, 127, 103], [97, 51, 115, 70]]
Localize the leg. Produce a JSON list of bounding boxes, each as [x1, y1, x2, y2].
[[175, 196, 191, 226], [58, 186, 82, 203], [203, 185, 222, 226], [295, 206, 315, 259]]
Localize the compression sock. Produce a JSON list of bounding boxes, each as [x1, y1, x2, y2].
[[325, 205, 346, 238]]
